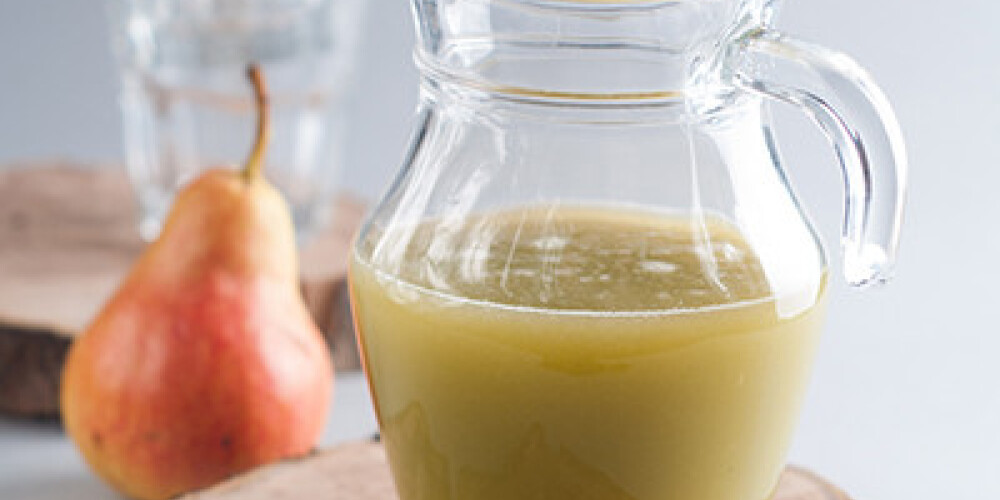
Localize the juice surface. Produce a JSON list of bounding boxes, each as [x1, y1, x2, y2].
[[350, 205, 826, 500]]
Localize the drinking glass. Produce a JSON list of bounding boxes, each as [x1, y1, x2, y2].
[[107, 0, 364, 241]]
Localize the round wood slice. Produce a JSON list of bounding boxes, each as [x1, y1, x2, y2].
[[180, 441, 852, 500], [0, 165, 365, 418]]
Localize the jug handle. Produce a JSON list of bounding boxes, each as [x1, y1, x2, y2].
[[731, 28, 908, 288]]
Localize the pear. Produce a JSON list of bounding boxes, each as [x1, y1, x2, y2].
[[61, 66, 333, 500]]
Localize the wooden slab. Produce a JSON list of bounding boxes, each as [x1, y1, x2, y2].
[[181, 441, 852, 500], [0, 165, 365, 417]]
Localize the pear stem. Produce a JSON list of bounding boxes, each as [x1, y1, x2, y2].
[[242, 64, 270, 183]]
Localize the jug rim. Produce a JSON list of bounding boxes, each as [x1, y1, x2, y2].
[[412, 0, 755, 108]]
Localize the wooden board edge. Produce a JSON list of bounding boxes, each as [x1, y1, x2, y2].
[[178, 440, 853, 500], [0, 322, 73, 417], [783, 466, 854, 500], [176, 441, 387, 499]]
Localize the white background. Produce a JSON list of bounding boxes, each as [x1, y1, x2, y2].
[[1, 0, 999, 499]]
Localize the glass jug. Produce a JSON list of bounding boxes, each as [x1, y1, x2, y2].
[[350, 0, 906, 499]]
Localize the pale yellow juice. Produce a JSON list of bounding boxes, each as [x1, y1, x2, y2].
[[350, 205, 826, 500]]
